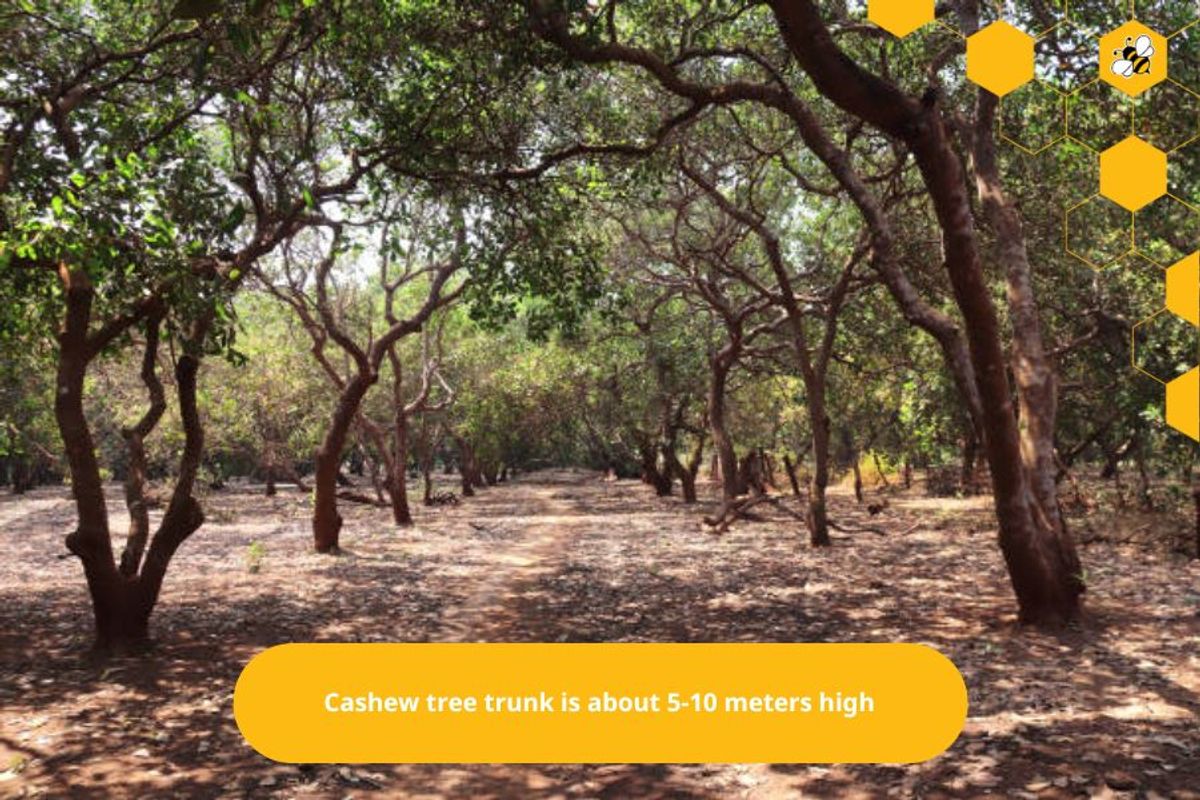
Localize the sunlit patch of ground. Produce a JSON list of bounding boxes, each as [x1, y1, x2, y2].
[[0, 469, 1197, 798]]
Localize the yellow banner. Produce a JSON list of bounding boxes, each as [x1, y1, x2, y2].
[[234, 643, 967, 764]]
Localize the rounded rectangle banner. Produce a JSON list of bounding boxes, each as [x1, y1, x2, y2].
[[234, 643, 967, 764]]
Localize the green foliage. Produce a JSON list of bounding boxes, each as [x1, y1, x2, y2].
[[245, 541, 267, 574]]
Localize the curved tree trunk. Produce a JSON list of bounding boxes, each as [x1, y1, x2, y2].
[[707, 359, 739, 502], [666, 431, 704, 504], [806, 380, 832, 547], [55, 267, 210, 650], [766, 0, 1083, 625], [455, 437, 476, 498], [391, 409, 413, 526], [313, 374, 375, 553]]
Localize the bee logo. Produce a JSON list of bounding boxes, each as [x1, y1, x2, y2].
[[1111, 35, 1155, 78]]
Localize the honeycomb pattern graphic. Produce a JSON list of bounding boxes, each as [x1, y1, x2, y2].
[[868, 0, 935, 38], [967, 21, 1037, 98], [867, 0, 1200, 441], [1101, 20, 1168, 96], [1100, 135, 1168, 210]]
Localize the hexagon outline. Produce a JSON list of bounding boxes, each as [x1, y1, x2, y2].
[[1064, 82, 1136, 153], [1130, 308, 1171, 385], [999, 81, 1067, 155], [1132, 195, 1200, 268], [1165, 251, 1200, 327], [1165, 367, 1200, 441], [1064, 194, 1134, 270]]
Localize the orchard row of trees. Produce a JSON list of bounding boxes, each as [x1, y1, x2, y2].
[[2, 0, 1198, 650]]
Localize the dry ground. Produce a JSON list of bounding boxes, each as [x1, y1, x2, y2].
[[0, 469, 1197, 799]]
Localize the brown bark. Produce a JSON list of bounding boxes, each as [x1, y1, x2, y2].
[[55, 264, 209, 650], [390, 411, 413, 525], [783, 454, 802, 497], [707, 355, 739, 502], [681, 165, 852, 548], [456, 436, 476, 498], [961, 432, 979, 495], [872, 452, 890, 489], [666, 430, 704, 504], [308, 257, 461, 551], [118, 313, 166, 578], [56, 266, 124, 647], [971, 92, 1083, 588], [640, 439, 672, 496], [766, 0, 1082, 624], [387, 348, 413, 526], [313, 375, 374, 553]]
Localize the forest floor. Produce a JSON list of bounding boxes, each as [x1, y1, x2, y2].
[[0, 469, 1198, 799]]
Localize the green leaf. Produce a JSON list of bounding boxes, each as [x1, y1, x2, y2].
[[221, 203, 246, 234]]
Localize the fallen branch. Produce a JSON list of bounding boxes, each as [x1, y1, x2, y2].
[[828, 519, 888, 536], [704, 493, 812, 535], [335, 489, 388, 507]]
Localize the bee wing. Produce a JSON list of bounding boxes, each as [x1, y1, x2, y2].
[[1136, 35, 1155, 57], [1112, 59, 1135, 77]]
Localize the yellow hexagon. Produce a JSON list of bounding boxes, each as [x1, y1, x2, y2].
[[1165, 252, 1200, 327], [1099, 136, 1167, 212], [966, 21, 1035, 98], [868, 0, 934, 38], [1100, 21, 1167, 97], [1165, 367, 1199, 441]]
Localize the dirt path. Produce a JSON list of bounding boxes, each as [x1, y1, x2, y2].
[[1, 470, 1198, 798], [436, 472, 590, 642]]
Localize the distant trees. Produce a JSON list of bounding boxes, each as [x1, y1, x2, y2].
[[261, 209, 465, 551], [3, 0, 1197, 654], [509, 0, 1096, 625]]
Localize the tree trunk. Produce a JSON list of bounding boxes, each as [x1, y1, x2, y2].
[[960, 432, 978, 495], [762, 450, 778, 491], [55, 268, 210, 651], [765, 0, 1082, 624], [678, 432, 705, 504], [872, 452, 890, 488], [10, 458, 30, 494], [783, 454, 802, 497], [419, 426, 435, 505], [391, 408, 413, 526], [55, 268, 130, 649], [118, 314, 165, 578], [1134, 436, 1153, 511], [677, 464, 697, 503], [807, 387, 832, 547], [707, 360, 739, 501], [456, 437, 475, 498], [640, 441, 672, 496], [313, 374, 375, 553], [972, 90, 1082, 591]]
